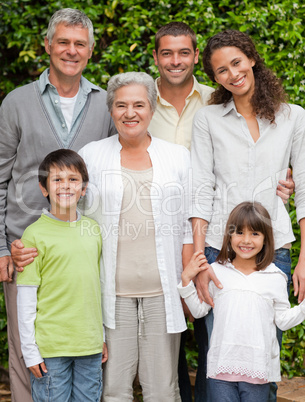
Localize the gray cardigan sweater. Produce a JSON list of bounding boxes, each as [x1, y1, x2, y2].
[[0, 79, 115, 256]]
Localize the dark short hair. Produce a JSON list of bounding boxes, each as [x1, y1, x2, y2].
[[155, 22, 197, 53], [39, 149, 89, 198], [216, 201, 275, 270]]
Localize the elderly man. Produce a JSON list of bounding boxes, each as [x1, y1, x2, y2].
[[0, 8, 115, 401]]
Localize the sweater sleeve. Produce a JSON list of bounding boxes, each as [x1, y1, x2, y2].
[[177, 280, 211, 319], [0, 95, 20, 256], [17, 285, 43, 367]]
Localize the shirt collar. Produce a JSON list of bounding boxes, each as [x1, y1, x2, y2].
[[221, 99, 237, 117], [155, 75, 201, 105], [114, 132, 155, 152], [38, 68, 100, 96]]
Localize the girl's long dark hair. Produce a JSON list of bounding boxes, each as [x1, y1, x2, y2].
[[216, 201, 275, 270], [203, 30, 287, 123]]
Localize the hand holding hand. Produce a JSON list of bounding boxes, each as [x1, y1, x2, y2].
[[181, 251, 208, 287], [195, 264, 223, 307]]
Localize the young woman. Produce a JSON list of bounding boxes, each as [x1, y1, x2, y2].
[[190, 29, 305, 401], [179, 202, 305, 402]]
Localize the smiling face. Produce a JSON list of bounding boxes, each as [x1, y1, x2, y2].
[[211, 46, 255, 100], [153, 35, 199, 88], [111, 84, 154, 143], [44, 22, 93, 86], [231, 226, 265, 268], [39, 165, 86, 221]]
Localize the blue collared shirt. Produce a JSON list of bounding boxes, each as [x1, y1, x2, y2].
[[38, 69, 101, 147]]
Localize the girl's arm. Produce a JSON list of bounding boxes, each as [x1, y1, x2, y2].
[[178, 280, 211, 319], [273, 276, 305, 331]]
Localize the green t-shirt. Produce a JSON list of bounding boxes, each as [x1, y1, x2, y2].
[[17, 213, 103, 358]]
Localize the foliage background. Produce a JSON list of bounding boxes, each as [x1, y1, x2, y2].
[[0, 0, 305, 377]]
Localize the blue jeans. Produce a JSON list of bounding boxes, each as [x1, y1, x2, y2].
[[31, 353, 103, 402], [204, 246, 291, 402], [209, 378, 270, 402], [269, 247, 291, 402]]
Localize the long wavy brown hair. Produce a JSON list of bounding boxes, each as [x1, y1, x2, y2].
[[202, 30, 287, 123]]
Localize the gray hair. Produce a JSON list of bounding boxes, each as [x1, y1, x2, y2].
[[47, 8, 94, 49], [107, 72, 157, 113]]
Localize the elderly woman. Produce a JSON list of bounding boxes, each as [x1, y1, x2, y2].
[[78, 72, 192, 401]]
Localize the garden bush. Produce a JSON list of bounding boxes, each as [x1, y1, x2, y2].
[[0, 0, 304, 377]]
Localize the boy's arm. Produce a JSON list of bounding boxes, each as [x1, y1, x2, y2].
[[17, 286, 44, 367]]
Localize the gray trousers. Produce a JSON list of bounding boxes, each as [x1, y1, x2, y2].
[[3, 271, 32, 402], [102, 295, 181, 402]]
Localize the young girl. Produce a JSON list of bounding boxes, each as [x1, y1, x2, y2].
[[179, 202, 305, 402]]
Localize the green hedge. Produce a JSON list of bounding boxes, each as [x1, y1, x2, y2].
[[1, 0, 305, 377]]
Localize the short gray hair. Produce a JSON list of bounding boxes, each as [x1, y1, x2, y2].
[[107, 72, 157, 113], [47, 8, 94, 49]]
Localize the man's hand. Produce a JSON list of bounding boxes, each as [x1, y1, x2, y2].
[[277, 168, 295, 204], [293, 260, 305, 303], [195, 265, 222, 307], [102, 342, 108, 363], [0, 256, 14, 282], [29, 362, 47, 378], [11, 239, 38, 272]]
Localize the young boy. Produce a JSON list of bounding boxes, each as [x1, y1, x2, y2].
[[16, 149, 107, 402]]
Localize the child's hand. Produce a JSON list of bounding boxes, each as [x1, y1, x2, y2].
[[102, 342, 108, 363], [29, 361, 47, 378], [182, 251, 209, 287]]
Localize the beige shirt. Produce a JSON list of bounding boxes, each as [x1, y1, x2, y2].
[[116, 167, 163, 297], [148, 76, 214, 150]]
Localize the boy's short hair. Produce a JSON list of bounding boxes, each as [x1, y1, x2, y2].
[[155, 22, 197, 53], [39, 149, 89, 192]]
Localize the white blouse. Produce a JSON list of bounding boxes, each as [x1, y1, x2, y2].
[[178, 261, 305, 382], [79, 134, 192, 333], [191, 101, 305, 250]]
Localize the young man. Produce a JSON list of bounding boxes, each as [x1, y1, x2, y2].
[[149, 22, 214, 151], [148, 22, 294, 402], [0, 8, 115, 401]]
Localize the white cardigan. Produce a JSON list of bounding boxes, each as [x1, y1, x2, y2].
[[79, 134, 192, 333], [178, 261, 305, 382]]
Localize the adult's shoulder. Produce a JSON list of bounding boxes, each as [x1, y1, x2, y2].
[[150, 136, 190, 157], [79, 134, 118, 156], [277, 103, 305, 119], [1, 81, 36, 107], [196, 81, 215, 96], [194, 103, 225, 120]]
